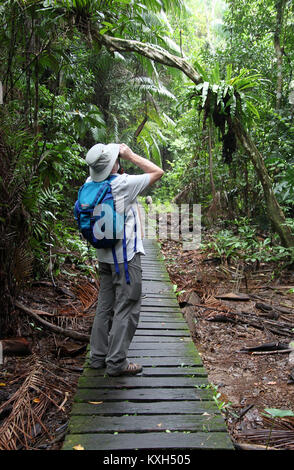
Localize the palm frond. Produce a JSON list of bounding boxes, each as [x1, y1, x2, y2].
[[0, 356, 71, 450], [132, 76, 177, 101], [12, 245, 33, 285], [150, 133, 162, 167], [91, 125, 107, 142], [139, 0, 186, 14]]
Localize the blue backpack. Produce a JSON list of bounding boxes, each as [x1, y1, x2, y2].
[[74, 175, 136, 284]]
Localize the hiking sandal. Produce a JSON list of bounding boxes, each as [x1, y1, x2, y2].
[[108, 362, 143, 377]]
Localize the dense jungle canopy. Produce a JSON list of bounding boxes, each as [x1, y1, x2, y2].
[[1, 0, 294, 335]]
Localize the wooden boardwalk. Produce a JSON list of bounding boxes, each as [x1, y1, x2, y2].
[[62, 239, 234, 451]]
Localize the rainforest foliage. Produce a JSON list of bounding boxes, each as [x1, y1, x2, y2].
[[0, 0, 294, 334]]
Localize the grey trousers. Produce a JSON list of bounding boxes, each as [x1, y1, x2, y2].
[[89, 253, 142, 375]]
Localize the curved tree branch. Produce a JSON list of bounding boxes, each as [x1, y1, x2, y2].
[[95, 33, 202, 86], [15, 300, 90, 342]]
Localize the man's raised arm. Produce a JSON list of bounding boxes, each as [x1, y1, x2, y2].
[[119, 143, 164, 185]]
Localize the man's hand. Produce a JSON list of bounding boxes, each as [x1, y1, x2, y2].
[[119, 142, 164, 186], [119, 143, 134, 161]]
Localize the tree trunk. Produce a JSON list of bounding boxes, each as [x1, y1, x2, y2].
[[96, 33, 294, 248], [244, 157, 250, 218], [134, 115, 148, 138], [274, 0, 286, 111], [208, 122, 216, 199]]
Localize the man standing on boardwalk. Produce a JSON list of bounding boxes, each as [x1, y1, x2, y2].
[[87, 143, 164, 376]]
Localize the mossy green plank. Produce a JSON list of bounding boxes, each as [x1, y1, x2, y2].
[[69, 400, 221, 416], [63, 431, 234, 450], [83, 365, 206, 376], [129, 342, 190, 349], [134, 330, 190, 336], [73, 387, 214, 403], [68, 414, 227, 434], [77, 376, 209, 388], [137, 322, 189, 330], [84, 358, 203, 368]]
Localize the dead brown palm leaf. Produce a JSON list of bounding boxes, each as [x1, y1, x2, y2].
[[0, 355, 71, 450], [72, 280, 98, 312], [238, 415, 294, 450]]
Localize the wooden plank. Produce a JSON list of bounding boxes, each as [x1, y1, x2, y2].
[[141, 301, 181, 306], [139, 317, 186, 322], [68, 414, 227, 434], [142, 302, 179, 308], [138, 358, 203, 367], [142, 262, 167, 267], [142, 260, 165, 263], [128, 344, 192, 352], [141, 298, 181, 303], [134, 329, 190, 336], [74, 387, 214, 402], [142, 272, 169, 277], [83, 366, 206, 377], [143, 248, 163, 253], [142, 266, 168, 271], [141, 300, 180, 307], [77, 376, 209, 388], [140, 314, 185, 320], [139, 316, 187, 322], [129, 342, 191, 349], [85, 358, 203, 367], [142, 261, 166, 265], [70, 400, 218, 416], [141, 302, 180, 307], [141, 367, 206, 376], [126, 349, 195, 357], [63, 431, 234, 450], [142, 292, 179, 297], [141, 300, 180, 305], [140, 312, 183, 318], [139, 315, 186, 321], [138, 323, 187, 328], [137, 327, 188, 332], [140, 306, 182, 312], [142, 290, 175, 296], [140, 311, 183, 317], [138, 322, 189, 330], [139, 317, 186, 323], [142, 282, 173, 294], [142, 292, 177, 295], [140, 311, 184, 317], [131, 336, 190, 342], [142, 276, 170, 281], [142, 288, 174, 295], [142, 267, 168, 272], [142, 295, 179, 302], [142, 267, 167, 271], [142, 274, 169, 279]]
